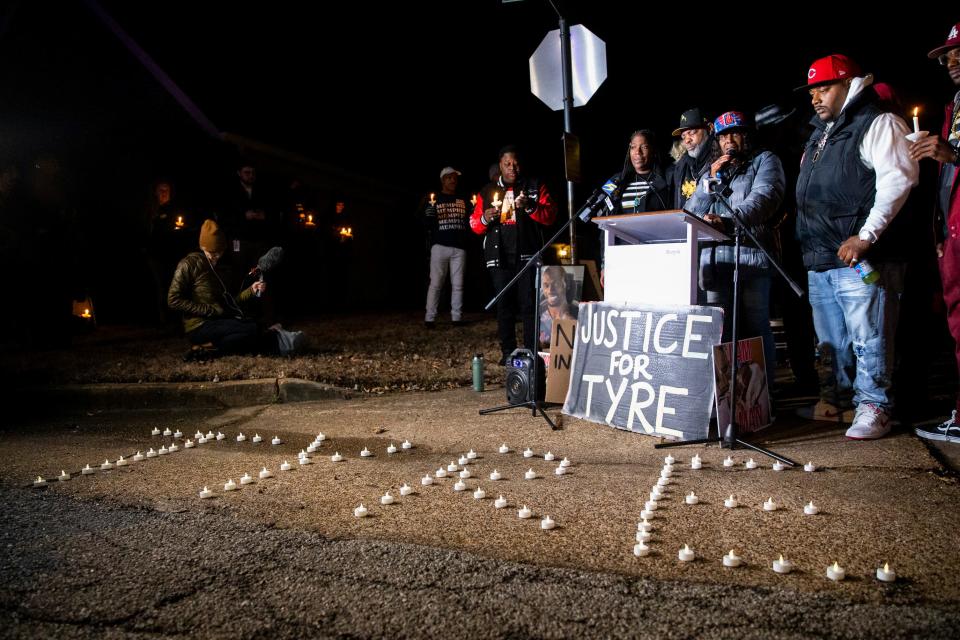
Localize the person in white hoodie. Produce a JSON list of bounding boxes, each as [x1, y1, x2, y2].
[[795, 54, 919, 439]]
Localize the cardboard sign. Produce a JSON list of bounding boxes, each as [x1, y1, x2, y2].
[[562, 302, 723, 440], [546, 319, 577, 404]]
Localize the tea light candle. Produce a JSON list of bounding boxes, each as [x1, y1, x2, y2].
[[664, 455, 676, 465], [544, 452, 555, 461], [636, 530, 651, 543], [146, 448, 158, 458], [280, 461, 292, 471], [772, 555, 793, 574], [259, 467, 273, 479], [330, 452, 344, 462], [638, 518, 653, 533], [518, 505, 532, 519], [400, 483, 413, 496], [724, 495, 738, 509], [745, 458, 758, 469], [33, 476, 45, 487], [380, 492, 395, 505], [660, 468, 672, 479], [826, 561, 845, 581], [459, 469, 471, 479], [194, 430, 204, 440], [133, 451, 144, 462], [185, 439, 195, 449], [173, 430, 183, 439], [401, 440, 412, 449], [224, 479, 237, 491], [198, 437, 208, 444], [662, 463, 674, 473], [804, 461, 817, 472], [354, 504, 369, 518], [199, 486, 213, 499], [691, 455, 702, 470], [458, 455, 469, 466], [540, 515, 556, 530], [299, 449, 309, 459], [467, 449, 478, 460], [495, 495, 507, 509], [421, 475, 434, 486], [644, 500, 659, 511], [651, 486, 664, 499], [168, 443, 179, 453], [252, 434, 263, 443], [489, 469, 501, 481], [656, 476, 670, 486], [360, 447, 372, 457], [206, 430, 215, 440], [876, 562, 896, 582], [387, 444, 397, 454], [499, 443, 509, 454], [299, 456, 313, 465], [316, 432, 326, 442], [560, 458, 572, 468], [82, 464, 95, 475], [58, 470, 70, 482], [524, 469, 536, 480], [640, 509, 656, 520], [306, 444, 318, 454], [271, 436, 282, 445], [685, 492, 699, 505], [158, 446, 168, 456], [163, 428, 172, 436], [555, 466, 567, 476], [722, 550, 742, 568], [116, 456, 128, 466], [763, 497, 779, 511], [723, 456, 734, 467], [473, 487, 486, 500], [453, 480, 466, 492], [435, 468, 447, 478], [803, 501, 819, 515], [240, 473, 255, 485], [151, 428, 161, 436], [447, 461, 458, 472], [523, 448, 534, 458], [678, 545, 695, 562], [772, 461, 786, 472], [216, 432, 225, 441], [634, 541, 651, 557]]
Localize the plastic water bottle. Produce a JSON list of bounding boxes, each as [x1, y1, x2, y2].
[[472, 354, 484, 392], [853, 259, 879, 285]]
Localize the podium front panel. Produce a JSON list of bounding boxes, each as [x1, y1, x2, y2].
[[604, 244, 692, 306]]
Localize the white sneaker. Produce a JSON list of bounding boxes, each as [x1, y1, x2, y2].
[[845, 403, 891, 440]]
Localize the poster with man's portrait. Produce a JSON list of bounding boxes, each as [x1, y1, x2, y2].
[[538, 265, 584, 352], [713, 337, 771, 433]]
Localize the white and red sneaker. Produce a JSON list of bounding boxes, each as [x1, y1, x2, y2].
[[845, 403, 891, 440]]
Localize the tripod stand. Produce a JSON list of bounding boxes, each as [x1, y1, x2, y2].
[[656, 185, 803, 466]]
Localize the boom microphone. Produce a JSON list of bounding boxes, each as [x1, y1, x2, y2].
[[252, 246, 284, 298]]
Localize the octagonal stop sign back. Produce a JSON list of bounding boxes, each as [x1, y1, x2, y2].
[[529, 24, 607, 111]]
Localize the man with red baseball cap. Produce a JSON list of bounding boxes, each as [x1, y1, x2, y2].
[[795, 54, 919, 439], [910, 23, 960, 443]]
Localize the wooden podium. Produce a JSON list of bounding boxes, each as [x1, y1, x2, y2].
[[594, 210, 729, 305]]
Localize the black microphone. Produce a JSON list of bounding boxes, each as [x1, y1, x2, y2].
[[252, 246, 284, 297], [577, 176, 622, 223]]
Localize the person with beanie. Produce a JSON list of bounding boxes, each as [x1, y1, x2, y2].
[[167, 219, 278, 358]]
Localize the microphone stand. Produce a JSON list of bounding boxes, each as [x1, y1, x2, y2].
[[478, 190, 610, 431], [655, 184, 801, 466]]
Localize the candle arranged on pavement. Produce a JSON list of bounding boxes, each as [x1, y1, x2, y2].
[[435, 468, 447, 478], [499, 443, 510, 454], [634, 541, 651, 557], [645, 500, 658, 511], [163, 428, 172, 436], [763, 497, 779, 511], [173, 430, 183, 439], [691, 454, 702, 470], [685, 492, 699, 505], [421, 475, 434, 486], [252, 434, 263, 443], [804, 501, 819, 515], [198, 436, 208, 444], [299, 456, 313, 465], [523, 448, 534, 458], [158, 446, 168, 456], [524, 469, 536, 480], [387, 443, 397, 454], [360, 447, 373, 457], [33, 476, 45, 487], [555, 466, 567, 476], [151, 428, 161, 436], [722, 550, 743, 567], [664, 455, 676, 465], [772, 460, 786, 472], [354, 504, 369, 518], [826, 562, 845, 581], [772, 555, 793, 574], [447, 462, 458, 473], [259, 467, 273, 479], [116, 456, 128, 466], [657, 476, 670, 487], [459, 469, 471, 479], [723, 456, 734, 467], [58, 470, 70, 482], [185, 439, 195, 449], [544, 452, 555, 461], [489, 469, 501, 481], [804, 461, 817, 472], [272, 436, 282, 445], [640, 508, 656, 520], [638, 518, 653, 533], [401, 440, 412, 449], [216, 432, 225, 441], [206, 431, 215, 440], [380, 492, 394, 505], [168, 443, 179, 453], [199, 486, 214, 499], [495, 495, 507, 509], [458, 455, 469, 466], [518, 505, 532, 519], [745, 458, 758, 470], [876, 562, 896, 582], [240, 473, 255, 485], [307, 444, 318, 454], [82, 464, 95, 475], [132, 451, 144, 462], [467, 449, 478, 460], [473, 487, 486, 500], [280, 461, 292, 471], [400, 483, 413, 496], [224, 479, 238, 491], [540, 516, 556, 530], [194, 430, 204, 440], [678, 545, 695, 562], [636, 529, 651, 543], [453, 480, 466, 492], [660, 467, 673, 478], [331, 452, 344, 463], [724, 495, 739, 509], [315, 432, 326, 442], [99, 459, 114, 471]]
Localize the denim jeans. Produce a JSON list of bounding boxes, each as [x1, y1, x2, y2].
[[807, 263, 905, 410], [425, 244, 466, 322], [704, 273, 776, 387]]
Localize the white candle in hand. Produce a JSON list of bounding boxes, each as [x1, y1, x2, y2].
[[912, 107, 920, 134]]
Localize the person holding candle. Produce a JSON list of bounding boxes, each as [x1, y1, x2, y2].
[[795, 54, 919, 439], [911, 23, 960, 444], [470, 145, 557, 364], [420, 166, 470, 329], [686, 110, 785, 386]]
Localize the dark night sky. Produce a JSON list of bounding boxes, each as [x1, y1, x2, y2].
[[3, 1, 958, 198]]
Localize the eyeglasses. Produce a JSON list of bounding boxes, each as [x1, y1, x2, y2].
[[939, 50, 960, 66]]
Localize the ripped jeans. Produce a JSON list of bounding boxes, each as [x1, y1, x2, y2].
[[807, 262, 905, 411]]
